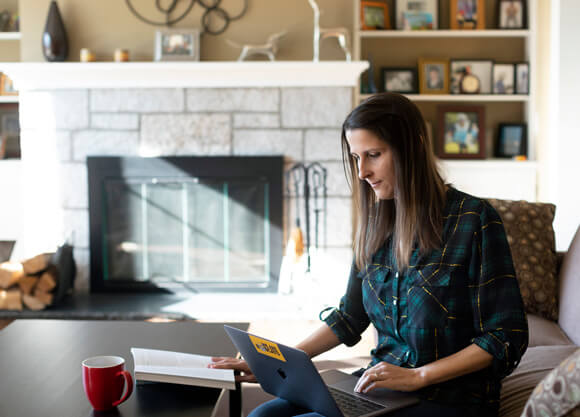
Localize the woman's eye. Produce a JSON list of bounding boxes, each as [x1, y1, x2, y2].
[[368, 153, 380, 158]]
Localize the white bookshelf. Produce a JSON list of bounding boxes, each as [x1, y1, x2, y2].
[[0, 32, 21, 41], [352, 0, 538, 201]]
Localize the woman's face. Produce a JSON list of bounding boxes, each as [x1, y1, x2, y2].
[[346, 128, 396, 200]]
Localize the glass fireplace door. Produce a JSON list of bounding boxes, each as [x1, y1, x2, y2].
[[102, 178, 270, 289]]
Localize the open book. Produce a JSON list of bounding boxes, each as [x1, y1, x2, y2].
[[131, 347, 236, 390]]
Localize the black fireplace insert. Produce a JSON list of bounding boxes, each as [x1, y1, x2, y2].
[[87, 156, 283, 293]]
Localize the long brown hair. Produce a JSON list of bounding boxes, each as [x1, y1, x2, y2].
[[341, 93, 446, 272]]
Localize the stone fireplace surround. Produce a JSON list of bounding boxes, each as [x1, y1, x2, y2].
[[4, 61, 368, 319]]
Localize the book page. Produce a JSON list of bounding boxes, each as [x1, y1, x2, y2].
[[131, 348, 234, 383]]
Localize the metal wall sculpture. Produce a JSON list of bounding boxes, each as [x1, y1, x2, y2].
[[125, 0, 248, 35]]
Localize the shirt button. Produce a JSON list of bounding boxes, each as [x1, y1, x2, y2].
[[395, 272, 399, 278], [393, 299, 397, 305]]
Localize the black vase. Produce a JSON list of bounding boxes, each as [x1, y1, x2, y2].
[[42, 1, 68, 62]]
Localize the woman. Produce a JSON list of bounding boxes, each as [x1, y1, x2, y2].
[[211, 93, 528, 417]]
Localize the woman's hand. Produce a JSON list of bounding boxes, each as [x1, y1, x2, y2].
[[354, 362, 426, 393], [208, 357, 257, 383]]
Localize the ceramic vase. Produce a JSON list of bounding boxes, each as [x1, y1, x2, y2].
[[42, 1, 68, 62]]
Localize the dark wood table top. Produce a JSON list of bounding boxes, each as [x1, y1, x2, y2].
[[0, 319, 247, 417]]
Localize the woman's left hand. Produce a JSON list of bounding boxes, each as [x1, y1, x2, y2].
[[354, 361, 426, 393]]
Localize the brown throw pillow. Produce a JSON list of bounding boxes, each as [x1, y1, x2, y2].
[[521, 349, 580, 417], [487, 199, 558, 321]]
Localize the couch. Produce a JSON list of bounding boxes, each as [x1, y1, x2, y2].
[[213, 201, 580, 417]]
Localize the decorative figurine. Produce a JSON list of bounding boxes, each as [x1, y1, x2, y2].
[[307, 0, 351, 62], [227, 31, 286, 61]]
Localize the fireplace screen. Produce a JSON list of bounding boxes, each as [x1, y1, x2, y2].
[[88, 157, 282, 292]]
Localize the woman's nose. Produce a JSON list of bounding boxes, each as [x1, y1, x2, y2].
[[358, 159, 369, 180]]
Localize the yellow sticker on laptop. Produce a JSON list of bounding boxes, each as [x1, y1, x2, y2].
[[249, 335, 286, 362]]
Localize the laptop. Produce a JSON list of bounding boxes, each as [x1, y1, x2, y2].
[[224, 325, 420, 417]]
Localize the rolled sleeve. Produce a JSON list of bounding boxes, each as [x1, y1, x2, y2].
[[320, 262, 370, 347], [469, 203, 529, 379]]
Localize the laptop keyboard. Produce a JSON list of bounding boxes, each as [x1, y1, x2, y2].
[[328, 386, 385, 417]]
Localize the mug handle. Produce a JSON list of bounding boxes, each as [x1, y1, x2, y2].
[[112, 370, 134, 407]]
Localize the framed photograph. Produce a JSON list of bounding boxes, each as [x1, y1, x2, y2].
[[495, 123, 527, 158], [0, 73, 17, 96], [396, 0, 438, 30], [498, 0, 526, 29], [361, 1, 391, 30], [437, 105, 485, 159], [450, 0, 485, 30], [515, 62, 529, 94], [154, 28, 201, 61], [493, 63, 515, 94], [450, 60, 493, 94], [381, 67, 418, 93], [418, 58, 449, 94]]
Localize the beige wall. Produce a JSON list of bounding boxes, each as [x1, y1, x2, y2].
[[19, 0, 353, 62]]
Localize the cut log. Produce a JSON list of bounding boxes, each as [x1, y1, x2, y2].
[[18, 275, 39, 295], [0, 289, 23, 310], [22, 294, 46, 311], [36, 267, 58, 292], [33, 289, 54, 306], [0, 262, 24, 289], [22, 253, 51, 275]]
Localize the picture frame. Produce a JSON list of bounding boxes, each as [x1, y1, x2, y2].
[[0, 73, 17, 96], [437, 105, 485, 159], [418, 58, 449, 94], [493, 63, 515, 94], [395, 0, 438, 30], [381, 67, 418, 93], [495, 123, 527, 158], [497, 0, 526, 29], [361, 1, 391, 30], [450, 59, 493, 94], [515, 62, 529, 94], [154, 28, 201, 61], [450, 0, 485, 30]]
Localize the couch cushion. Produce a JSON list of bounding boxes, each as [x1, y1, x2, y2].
[[500, 345, 579, 417], [520, 348, 580, 417], [487, 199, 558, 321], [559, 226, 580, 346], [528, 314, 573, 347]]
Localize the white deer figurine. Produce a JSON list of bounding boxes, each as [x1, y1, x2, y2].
[[308, 0, 351, 62], [229, 31, 287, 62]]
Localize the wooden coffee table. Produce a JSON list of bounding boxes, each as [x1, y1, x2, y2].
[[0, 319, 247, 417]]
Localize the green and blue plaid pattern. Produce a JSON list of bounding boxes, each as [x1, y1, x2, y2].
[[322, 188, 528, 406]]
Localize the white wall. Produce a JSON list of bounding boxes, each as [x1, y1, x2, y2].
[[550, 0, 580, 250]]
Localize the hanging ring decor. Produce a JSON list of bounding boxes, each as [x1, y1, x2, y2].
[[125, 0, 248, 35]]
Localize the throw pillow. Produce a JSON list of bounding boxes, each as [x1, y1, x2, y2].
[[487, 199, 558, 321], [521, 348, 580, 417]]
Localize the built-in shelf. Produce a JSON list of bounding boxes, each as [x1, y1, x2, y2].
[[0, 32, 21, 41], [359, 29, 530, 38], [0, 96, 18, 103], [440, 159, 537, 168], [359, 94, 530, 102]]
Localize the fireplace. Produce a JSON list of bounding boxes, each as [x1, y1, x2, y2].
[[87, 156, 283, 293]]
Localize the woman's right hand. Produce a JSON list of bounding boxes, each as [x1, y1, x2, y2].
[[209, 356, 257, 383]]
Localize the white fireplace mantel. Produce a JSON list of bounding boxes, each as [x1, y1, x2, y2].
[[0, 61, 369, 90]]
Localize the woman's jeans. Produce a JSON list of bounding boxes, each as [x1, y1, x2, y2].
[[247, 397, 498, 417]]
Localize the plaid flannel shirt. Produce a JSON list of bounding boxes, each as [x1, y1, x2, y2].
[[322, 188, 528, 406]]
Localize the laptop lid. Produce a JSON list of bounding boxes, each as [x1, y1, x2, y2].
[[224, 325, 419, 417]]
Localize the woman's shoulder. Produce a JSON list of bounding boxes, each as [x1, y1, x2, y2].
[[446, 186, 502, 224]]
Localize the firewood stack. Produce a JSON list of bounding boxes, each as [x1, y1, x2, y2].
[[0, 253, 59, 311]]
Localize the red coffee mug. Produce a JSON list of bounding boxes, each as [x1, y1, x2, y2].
[[82, 356, 133, 411]]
